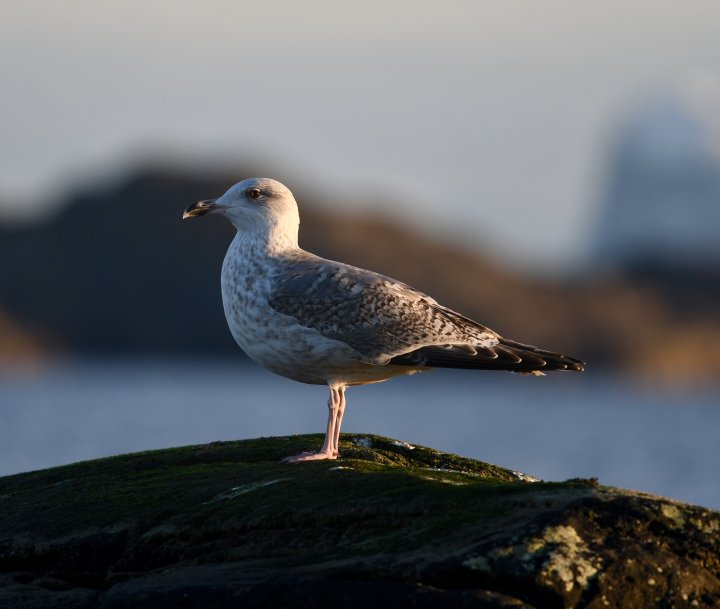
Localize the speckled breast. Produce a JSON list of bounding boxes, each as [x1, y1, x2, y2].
[[219, 239, 390, 386]]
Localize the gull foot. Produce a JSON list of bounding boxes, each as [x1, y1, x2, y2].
[[282, 450, 338, 464]]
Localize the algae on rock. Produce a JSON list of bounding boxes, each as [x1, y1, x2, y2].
[[0, 434, 718, 608]]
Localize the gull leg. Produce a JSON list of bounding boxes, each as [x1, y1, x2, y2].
[[331, 386, 346, 457], [283, 386, 341, 463]]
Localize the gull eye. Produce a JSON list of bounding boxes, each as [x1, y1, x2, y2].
[[248, 188, 261, 200]]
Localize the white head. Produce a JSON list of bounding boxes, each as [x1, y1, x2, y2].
[[183, 177, 300, 247]]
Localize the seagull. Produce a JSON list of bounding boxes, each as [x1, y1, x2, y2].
[[183, 178, 584, 463]]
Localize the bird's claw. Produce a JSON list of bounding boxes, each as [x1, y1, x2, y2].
[[282, 450, 338, 463]]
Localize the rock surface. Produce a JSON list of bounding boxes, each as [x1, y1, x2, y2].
[[1, 434, 718, 608]]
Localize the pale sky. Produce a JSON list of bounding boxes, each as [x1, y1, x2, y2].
[[2, 1, 720, 273]]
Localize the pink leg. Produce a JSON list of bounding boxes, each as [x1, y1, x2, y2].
[[330, 386, 346, 457], [283, 385, 343, 463]]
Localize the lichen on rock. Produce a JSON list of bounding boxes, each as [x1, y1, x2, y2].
[[529, 525, 600, 592]]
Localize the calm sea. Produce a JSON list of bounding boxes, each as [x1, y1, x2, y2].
[[1, 357, 718, 510]]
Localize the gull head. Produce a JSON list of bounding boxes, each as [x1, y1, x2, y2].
[[183, 177, 300, 238]]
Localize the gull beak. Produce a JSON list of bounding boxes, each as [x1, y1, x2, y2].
[[183, 199, 219, 219]]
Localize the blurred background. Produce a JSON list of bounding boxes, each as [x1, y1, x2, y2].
[[1, 1, 719, 507]]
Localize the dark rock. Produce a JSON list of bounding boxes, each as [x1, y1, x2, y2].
[[1, 435, 718, 608]]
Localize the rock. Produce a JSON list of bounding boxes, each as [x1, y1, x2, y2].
[[0, 435, 718, 608]]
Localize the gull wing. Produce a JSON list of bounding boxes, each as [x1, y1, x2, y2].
[[267, 255, 500, 365], [268, 254, 584, 373]]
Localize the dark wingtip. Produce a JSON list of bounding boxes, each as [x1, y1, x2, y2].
[[390, 340, 586, 374]]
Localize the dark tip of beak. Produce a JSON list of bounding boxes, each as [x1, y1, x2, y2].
[[182, 199, 218, 220]]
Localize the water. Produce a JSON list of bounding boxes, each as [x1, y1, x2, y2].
[[1, 357, 718, 510]]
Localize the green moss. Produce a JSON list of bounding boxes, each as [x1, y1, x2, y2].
[[0, 434, 529, 542]]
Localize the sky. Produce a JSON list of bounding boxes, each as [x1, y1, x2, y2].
[[2, 1, 720, 273]]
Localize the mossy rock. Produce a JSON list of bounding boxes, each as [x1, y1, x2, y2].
[[1, 434, 718, 608]]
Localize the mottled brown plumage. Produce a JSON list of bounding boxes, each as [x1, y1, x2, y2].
[[267, 256, 498, 365]]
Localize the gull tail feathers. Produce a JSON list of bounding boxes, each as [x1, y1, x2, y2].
[[389, 338, 585, 374]]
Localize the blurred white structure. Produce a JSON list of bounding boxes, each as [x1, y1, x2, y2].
[[595, 93, 720, 271]]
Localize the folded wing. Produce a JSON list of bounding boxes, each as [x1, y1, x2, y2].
[[268, 254, 584, 374]]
